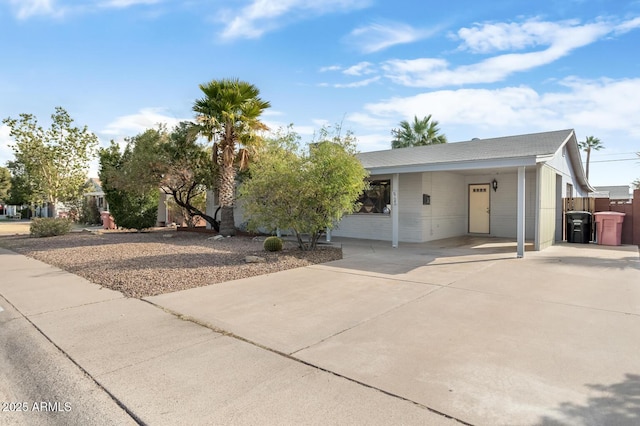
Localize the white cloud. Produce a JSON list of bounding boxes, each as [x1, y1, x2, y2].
[[333, 76, 380, 88], [353, 133, 391, 152], [5, 0, 164, 19], [343, 61, 375, 76], [455, 19, 572, 53], [345, 112, 394, 131], [7, 0, 58, 19], [382, 20, 640, 88], [346, 21, 437, 53], [613, 16, 640, 34], [381, 17, 637, 88], [319, 65, 342, 73], [218, 0, 371, 40], [99, 0, 162, 8], [101, 108, 187, 136], [360, 77, 640, 139]]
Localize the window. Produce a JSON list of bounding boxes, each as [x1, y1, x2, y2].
[[357, 179, 391, 214]]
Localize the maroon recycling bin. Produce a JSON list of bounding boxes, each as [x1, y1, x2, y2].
[[594, 212, 625, 246]]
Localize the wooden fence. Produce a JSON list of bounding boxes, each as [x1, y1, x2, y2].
[[564, 189, 639, 245]]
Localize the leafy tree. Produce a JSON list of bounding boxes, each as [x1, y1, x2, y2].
[[159, 122, 219, 230], [98, 139, 158, 231], [391, 114, 447, 149], [5, 160, 39, 208], [240, 125, 369, 250], [79, 196, 102, 225], [2, 107, 98, 217], [193, 78, 271, 236], [99, 125, 220, 231], [0, 166, 10, 201], [578, 136, 604, 180]]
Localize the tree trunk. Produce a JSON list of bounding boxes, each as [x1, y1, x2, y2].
[[218, 164, 236, 236], [47, 202, 56, 218], [585, 148, 591, 180], [219, 206, 235, 236]]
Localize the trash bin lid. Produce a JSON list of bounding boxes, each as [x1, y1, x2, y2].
[[594, 211, 625, 216], [566, 211, 592, 221]]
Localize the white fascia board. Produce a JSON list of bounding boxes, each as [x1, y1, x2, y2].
[[535, 154, 555, 163], [366, 156, 537, 175]]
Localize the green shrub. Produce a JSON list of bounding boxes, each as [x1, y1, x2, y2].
[[30, 218, 73, 238], [79, 197, 102, 225], [263, 236, 283, 252]]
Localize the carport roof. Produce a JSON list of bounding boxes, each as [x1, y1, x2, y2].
[[357, 128, 592, 192]]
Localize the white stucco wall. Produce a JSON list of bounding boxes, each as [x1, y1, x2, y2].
[[421, 172, 467, 241], [464, 171, 536, 240]]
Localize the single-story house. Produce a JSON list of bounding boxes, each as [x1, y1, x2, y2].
[[591, 185, 633, 203], [84, 178, 109, 212], [331, 129, 593, 257]]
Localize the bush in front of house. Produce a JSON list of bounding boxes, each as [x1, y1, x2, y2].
[[79, 197, 102, 225], [30, 218, 73, 237], [263, 236, 283, 252]]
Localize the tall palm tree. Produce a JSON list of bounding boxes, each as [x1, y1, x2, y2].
[[391, 114, 447, 149], [578, 136, 604, 180], [193, 78, 270, 236]]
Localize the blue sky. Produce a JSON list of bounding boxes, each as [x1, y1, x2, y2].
[[1, 0, 639, 187]]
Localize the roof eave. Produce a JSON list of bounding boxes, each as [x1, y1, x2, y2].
[[558, 130, 596, 193], [366, 156, 538, 175]]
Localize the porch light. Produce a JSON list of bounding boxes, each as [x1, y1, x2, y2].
[[492, 179, 498, 192]]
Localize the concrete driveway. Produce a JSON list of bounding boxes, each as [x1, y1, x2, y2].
[[148, 237, 640, 425]]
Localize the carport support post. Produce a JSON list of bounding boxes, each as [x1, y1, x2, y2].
[[392, 173, 399, 248], [517, 166, 526, 258]]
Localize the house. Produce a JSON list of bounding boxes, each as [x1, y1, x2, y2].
[[331, 129, 593, 257], [591, 185, 632, 203], [84, 178, 109, 212]]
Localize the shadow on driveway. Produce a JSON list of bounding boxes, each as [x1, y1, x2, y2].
[[537, 373, 640, 426]]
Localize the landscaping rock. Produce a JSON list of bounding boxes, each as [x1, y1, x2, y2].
[[0, 232, 342, 298], [245, 255, 266, 263], [207, 235, 225, 241]]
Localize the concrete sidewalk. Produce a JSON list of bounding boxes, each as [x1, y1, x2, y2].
[[1, 239, 639, 425], [0, 247, 456, 425]]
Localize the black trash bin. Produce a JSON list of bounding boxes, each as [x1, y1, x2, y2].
[[566, 211, 592, 243]]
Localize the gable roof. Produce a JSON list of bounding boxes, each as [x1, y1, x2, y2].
[[84, 177, 104, 196], [357, 129, 593, 192]]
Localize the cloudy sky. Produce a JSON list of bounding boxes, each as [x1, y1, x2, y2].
[[1, 0, 639, 186]]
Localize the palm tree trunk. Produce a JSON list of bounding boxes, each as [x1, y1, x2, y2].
[[218, 164, 236, 236], [585, 148, 591, 180]]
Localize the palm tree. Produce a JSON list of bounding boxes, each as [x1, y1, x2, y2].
[[391, 114, 447, 149], [578, 136, 604, 180], [193, 78, 270, 236]]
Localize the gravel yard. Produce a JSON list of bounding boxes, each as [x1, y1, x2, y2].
[[0, 229, 342, 298]]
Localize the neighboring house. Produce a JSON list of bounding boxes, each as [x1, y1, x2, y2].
[[84, 177, 109, 212], [330, 129, 593, 257], [591, 185, 632, 203]]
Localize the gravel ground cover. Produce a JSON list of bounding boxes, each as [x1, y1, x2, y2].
[[0, 230, 342, 298]]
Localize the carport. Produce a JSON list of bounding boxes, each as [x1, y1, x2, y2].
[[332, 129, 594, 258]]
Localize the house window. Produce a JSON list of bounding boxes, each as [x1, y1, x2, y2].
[[357, 179, 391, 214], [566, 183, 573, 199]]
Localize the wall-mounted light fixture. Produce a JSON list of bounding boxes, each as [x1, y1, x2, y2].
[[492, 179, 498, 192]]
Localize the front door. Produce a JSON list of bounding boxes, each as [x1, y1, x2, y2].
[[469, 184, 490, 233]]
